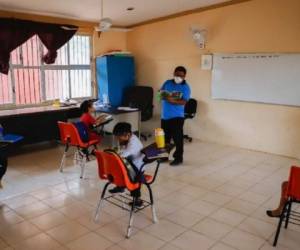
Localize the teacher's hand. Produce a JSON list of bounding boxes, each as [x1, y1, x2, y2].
[[95, 117, 106, 126], [166, 97, 187, 106], [165, 96, 175, 102]]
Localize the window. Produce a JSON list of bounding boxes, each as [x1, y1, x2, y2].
[[0, 35, 92, 107]]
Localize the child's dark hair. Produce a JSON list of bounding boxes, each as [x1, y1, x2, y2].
[[174, 66, 187, 75], [113, 122, 132, 136], [80, 100, 93, 114]]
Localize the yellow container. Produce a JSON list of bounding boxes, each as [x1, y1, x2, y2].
[[52, 99, 60, 107], [155, 128, 165, 148]]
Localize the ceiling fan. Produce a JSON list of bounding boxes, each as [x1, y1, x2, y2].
[[95, 0, 132, 33], [60, 0, 132, 33]]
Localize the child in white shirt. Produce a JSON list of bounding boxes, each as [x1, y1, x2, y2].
[[109, 122, 144, 207]]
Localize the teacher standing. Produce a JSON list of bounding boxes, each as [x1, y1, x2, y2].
[[160, 66, 191, 166]]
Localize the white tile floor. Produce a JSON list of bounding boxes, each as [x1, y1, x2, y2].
[[1, 140, 300, 250]]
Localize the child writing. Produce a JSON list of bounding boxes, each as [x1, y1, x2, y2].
[[80, 100, 106, 141], [109, 122, 145, 208]]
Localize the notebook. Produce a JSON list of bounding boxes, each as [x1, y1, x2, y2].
[[142, 143, 174, 160], [1, 134, 24, 143]]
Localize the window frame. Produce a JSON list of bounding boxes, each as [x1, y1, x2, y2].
[[0, 34, 93, 110]]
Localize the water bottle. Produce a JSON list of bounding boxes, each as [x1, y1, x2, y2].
[[0, 124, 4, 140], [155, 128, 165, 148], [102, 94, 110, 107]]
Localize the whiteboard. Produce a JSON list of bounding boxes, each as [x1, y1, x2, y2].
[[211, 53, 300, 106]]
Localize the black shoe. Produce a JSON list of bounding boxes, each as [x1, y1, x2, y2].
[[109, 187, 125, 194], [170, 159, 183, 166], [266, 210, 280, 218], [129, 199, 144, 208]]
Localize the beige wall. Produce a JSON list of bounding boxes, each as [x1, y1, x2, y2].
[[127, 0, 300, 158], [93, 32, 127, 57]]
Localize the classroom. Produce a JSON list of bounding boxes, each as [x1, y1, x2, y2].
[[0, 0, 300, 249]]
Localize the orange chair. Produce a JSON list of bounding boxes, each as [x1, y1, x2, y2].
[[58, 121, 101, 178], [94, 149, 160, 238], [273, 166, 300, 246]]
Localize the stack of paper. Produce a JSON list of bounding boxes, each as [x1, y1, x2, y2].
[[117, 107, 139, 111]]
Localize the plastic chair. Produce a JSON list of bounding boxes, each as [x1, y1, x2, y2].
[[273, 166, 300, 246], [94, 150, 160, 238], [57, 121, 101, 178]]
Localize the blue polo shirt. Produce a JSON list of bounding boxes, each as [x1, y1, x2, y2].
[[161, 79, 191, 120]]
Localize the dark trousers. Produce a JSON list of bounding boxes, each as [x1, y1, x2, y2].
[[126, 158, 144, 199], [161, 118, 184, 161], [112, 156, 143, 199], [131, 188, 141, 199]]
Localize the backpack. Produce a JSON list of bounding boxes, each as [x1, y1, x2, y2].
[[73, 122, 89, 143]]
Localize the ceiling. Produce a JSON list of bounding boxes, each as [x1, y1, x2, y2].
[[0, 0, 231, 26]]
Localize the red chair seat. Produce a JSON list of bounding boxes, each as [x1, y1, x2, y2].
[[76, 137, 101, 148], [144, 174, 153, 183], [287, 166, 300, 200], [58, 121, 101, 149], [86, 139, 101, 147]]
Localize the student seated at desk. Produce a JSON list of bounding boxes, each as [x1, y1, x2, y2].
[[109, 122, 145, 208], [80, 100, 106, 141]]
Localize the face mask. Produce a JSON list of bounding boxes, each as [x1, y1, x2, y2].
[[120, 140, 129, 146], [174, 76, 183, 84]]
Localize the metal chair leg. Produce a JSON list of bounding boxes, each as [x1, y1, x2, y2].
[[79, 159, 85, 179], [60, 153, 66, 173], [121, 195, 126, 210], [273, 202, 289, 246], [60, 143, 69, 173], [94, 182, 110, 222], [146, 184, 158, 223], [284, 201, 292, 229], [79, 151, 87, 179], [73, 149, 80, 166], [151, 203, 158, 224], [126, 196, 136, 238]]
